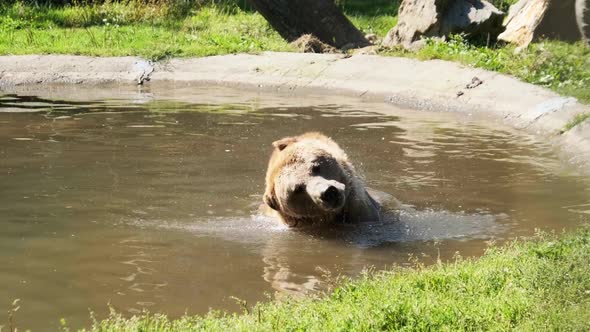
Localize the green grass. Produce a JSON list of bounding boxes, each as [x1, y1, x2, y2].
[[0, 1, 293, 60], [340, 0, 399, 37], [0, 1, 588, 101], [564, 112, 590, 131], [82, 227, 590, 331]]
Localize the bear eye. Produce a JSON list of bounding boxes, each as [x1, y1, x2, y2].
[[311, 164, 321, 174], [293, 184, 305, 194]]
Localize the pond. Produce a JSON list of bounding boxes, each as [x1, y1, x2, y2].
[[0, 86, 588, 330]]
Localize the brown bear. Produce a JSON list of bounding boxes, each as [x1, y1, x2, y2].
[[263, 132, 382, 227]]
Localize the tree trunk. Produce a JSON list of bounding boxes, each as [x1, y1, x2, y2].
[[246, 0, 370, 49]]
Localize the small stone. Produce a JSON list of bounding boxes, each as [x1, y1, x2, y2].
[[466, 77, 484, 89], [352, 46, 377, 55], [364, 33, 378, 44], [291, 34, 339, 54]]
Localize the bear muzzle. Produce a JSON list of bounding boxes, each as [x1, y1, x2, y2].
[[307, 178, 346, 211]]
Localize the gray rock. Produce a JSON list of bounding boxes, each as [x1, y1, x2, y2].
[[383, 0, 504, 50], [498, 0, 583, 49], [576, 0, 589, 44]]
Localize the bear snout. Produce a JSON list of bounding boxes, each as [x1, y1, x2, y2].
[[321, 185, 341, 206], [307, 178, 345, 211]]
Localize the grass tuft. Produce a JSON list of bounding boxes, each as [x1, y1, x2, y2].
[[564, 112, 590, 132]]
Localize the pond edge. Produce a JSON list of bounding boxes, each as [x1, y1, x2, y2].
[[0, 52, 588, 173]]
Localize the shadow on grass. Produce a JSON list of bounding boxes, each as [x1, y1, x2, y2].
[[1, 0, 401, 29], [338, 0, 400, 16], [0, 0, 254, 28]]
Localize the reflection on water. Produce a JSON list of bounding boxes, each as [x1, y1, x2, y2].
[[0, 90, 589, 330]]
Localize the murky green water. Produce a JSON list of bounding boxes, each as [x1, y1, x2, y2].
[[1, 88, 588, 330]]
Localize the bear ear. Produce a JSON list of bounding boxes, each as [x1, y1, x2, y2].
[[272, 136, 298, 151], [263, 192, 280, 211]]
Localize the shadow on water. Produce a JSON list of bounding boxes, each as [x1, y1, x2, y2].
[[0, 93, 255, 115], [0, 94, 97, 110]]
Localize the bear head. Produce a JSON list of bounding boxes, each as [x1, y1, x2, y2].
[[263, 132, 354, 227]]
